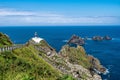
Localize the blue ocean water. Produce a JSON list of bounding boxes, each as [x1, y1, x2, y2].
[[0, 26, 120, 80]]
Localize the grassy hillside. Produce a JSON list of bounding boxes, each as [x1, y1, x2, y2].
[[0, 45, 62, 80], [0, 32, 13, 47]]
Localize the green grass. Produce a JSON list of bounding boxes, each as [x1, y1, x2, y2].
[[0, 32, 13, 47], [57, 74, 76, 80], [0, 45, 62, 80], [60, 45, 91, 69]]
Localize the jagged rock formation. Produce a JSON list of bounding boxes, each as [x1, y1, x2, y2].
[[59, 45, 91, 68], [92, 35, 112, 41], [92, 36, 103, 41], [58, 45, 104, 80], [27, 39, 57, 57], [88, 55, 106, 74], [26, 36, 103, 80], [67, 35, 85, 46]]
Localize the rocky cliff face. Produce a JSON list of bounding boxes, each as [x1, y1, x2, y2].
[[58, 45, 103, 80], [27, 39, 57, 57], [28, 38, 104, 80]]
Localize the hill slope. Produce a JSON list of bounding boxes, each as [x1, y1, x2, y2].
[[0, 45, 62, 80], [0, 32, 13, 47]]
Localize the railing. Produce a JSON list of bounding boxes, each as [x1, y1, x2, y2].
[[0, 44, 24, 53]]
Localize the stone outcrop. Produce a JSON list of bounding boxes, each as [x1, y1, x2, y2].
[[67, 35, 85, 46], [27, 37, 103, 80], [92, 35, 112, 41], [92, 36, 103, 41], [103, 35, 112, 40], [27, 39, 57, 57], [58, 45, 103, 80], [88, 55, 106, 74], [65, 60, 102, 80]]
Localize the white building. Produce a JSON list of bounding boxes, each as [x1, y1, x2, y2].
[[32, 32, 43, 43]]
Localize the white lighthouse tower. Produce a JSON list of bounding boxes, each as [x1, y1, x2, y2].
[[32, 32, 43, 43]]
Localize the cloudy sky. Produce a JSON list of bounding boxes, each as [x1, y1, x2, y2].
[[0, 0, 120, 26]]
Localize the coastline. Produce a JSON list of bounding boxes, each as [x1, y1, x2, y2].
[[0, 26, 120, 80]]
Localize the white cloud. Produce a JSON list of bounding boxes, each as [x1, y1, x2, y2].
[[0, 9, 35, 16], [0, 8, 119, 26]]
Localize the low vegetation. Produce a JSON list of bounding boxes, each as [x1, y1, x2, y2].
[[60, 45, 91, 69], [0, 32, 13, 47], [0, 45, 62, 80], [57, 74, 76, 80]]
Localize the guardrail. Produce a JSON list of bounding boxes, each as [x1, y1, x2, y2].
[[0, 44, 24, 53]]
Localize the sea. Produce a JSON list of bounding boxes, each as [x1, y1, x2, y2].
[[0, 26, 120, 80]]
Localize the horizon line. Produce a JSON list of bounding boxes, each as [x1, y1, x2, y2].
[[0, 25, 120, 27]]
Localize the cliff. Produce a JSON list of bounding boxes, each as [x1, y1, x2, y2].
[[28, 37, 104, 80], [58, 45, 103, 80], [0, 32, 105, 80], [0, 33, 76, 80]]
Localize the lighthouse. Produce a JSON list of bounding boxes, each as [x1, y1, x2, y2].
[[34, 32, 38, 37], [32, 32, 43, 43]]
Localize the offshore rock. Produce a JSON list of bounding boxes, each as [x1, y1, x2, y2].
[[67, 35, 85, 46], [103, 35, 112, 40], [92, 35, 112, 41], [92, 36, 103, 41]]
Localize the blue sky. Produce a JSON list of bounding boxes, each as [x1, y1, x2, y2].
[[0, 0, 120, 26]]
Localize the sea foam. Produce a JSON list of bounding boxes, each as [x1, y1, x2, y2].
[[62, 40, 68, 42]]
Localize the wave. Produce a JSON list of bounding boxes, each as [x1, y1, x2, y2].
[[87, 38, 120, 41], [62, 38, 120, 43], [112, 38, 120, 41], [102, 65, 113, 80], [86, 38, 92, 40], [103, 64, 113, 75], [62, 40, 68, 42], [103, 68, 110, 75]]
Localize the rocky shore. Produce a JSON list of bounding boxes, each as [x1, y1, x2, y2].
[[28, 34, 107, 80], [0, 32, 107, 80]]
